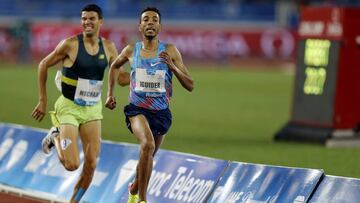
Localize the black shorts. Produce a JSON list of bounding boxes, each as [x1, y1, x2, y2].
[[124, 103, 172, 137]]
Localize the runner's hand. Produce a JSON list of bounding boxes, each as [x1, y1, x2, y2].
[[32, 101, 46, 122], [105, 96, 117, 110], [159, 51, 175, 71]]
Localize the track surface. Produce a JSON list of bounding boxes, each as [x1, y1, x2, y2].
[[0, 192, 49, 203]]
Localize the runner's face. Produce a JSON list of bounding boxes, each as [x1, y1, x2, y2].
[[139, 11, 161, 40], [81, 11, 102, 37]]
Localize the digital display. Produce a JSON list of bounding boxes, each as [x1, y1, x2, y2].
[[275, 7, 360, 141], [292, 39, 340, 126], [304, 39, 331, 67], [303, 39, 331, 95], [303, 67, 326, 95]]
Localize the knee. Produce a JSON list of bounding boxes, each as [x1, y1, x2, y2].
[[140, 141, 155, 156], [62, 158, 80, 171]]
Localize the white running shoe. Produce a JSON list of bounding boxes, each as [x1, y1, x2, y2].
[[41, 127, 59, 154]]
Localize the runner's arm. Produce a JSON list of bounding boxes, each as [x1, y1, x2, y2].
[[107, 45, 132, 97], [159, 44, 194, 92], [32, 39, 70, 121]]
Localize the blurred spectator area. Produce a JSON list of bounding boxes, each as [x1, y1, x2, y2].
[[0, 0, 359, 65], [0, 0, 276, 23]]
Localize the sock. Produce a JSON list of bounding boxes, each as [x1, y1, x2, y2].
[[74, 188, 86, 202]]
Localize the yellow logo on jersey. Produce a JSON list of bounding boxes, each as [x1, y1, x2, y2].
[[99, 54, 105, 59]]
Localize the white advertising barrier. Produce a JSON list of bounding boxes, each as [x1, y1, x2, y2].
[[2, 123, 360, 203], [0, 123, 229, 203], [0, 123, 141, 202], [309, 175, 360, 203], [207, 162, 324, 203], [116, 150, 230, 203]]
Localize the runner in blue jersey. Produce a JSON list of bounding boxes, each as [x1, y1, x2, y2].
[[105, 7, 194, 203]]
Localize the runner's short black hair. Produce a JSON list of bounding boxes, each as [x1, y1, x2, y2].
[[82, 4, 103, 19], [140, 7, 161, 23]]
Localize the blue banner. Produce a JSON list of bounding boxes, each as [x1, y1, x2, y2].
[[0, 125, 48, 190], [208, 162, 323, 203], [0, 124, 141, 202], [4, 123, 360, 203], [309, 175, 360, 203], [86, 141, 140, 203], [0, 123, 229, 203], [117, 150, 230, 203]]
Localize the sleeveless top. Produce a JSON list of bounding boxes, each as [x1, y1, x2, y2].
[[61, 34, 108, 106], [129, 41, 173, 110]]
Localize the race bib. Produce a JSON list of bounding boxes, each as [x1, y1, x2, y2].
[[135, 68, 166, 95], [74, 78, 102, 106]]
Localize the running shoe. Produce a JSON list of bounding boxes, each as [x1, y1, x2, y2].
[[41, 126, 59, 154]]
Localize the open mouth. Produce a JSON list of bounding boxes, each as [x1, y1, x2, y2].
[[146, 27, 155, 32], [84, 25, 94, 32]]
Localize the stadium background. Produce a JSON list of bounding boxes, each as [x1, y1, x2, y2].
[[0, 0, 359, 181]]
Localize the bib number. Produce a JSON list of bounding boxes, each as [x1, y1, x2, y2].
[[135, 68, 166, 96], [74, 78, 102, 106]]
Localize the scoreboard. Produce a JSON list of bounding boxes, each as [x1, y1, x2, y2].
[[293, 39, 340, 127], [275, 7, 360, 143]]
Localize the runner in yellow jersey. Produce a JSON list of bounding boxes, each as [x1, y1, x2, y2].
[[31, 4, 120, 203]]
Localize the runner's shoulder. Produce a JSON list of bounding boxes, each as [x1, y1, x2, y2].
[[101, 37, 116, 48], [121, 43, 135, 56], [57, 36, 78, 49]]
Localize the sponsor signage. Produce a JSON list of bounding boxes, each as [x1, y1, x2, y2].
[[208, 162, 323, 203], [0, 123, 229, 203], [30, 23, 296, 60], [21, 140, 141, 203], [117, 150, 229, 203], [84, 141, 140, 203], [0, 28, 13, 56], [0, 124, 139, 202], [299, 7, 344, 39], [3, 123, 360, 203], [309, 175, 360, 203]]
